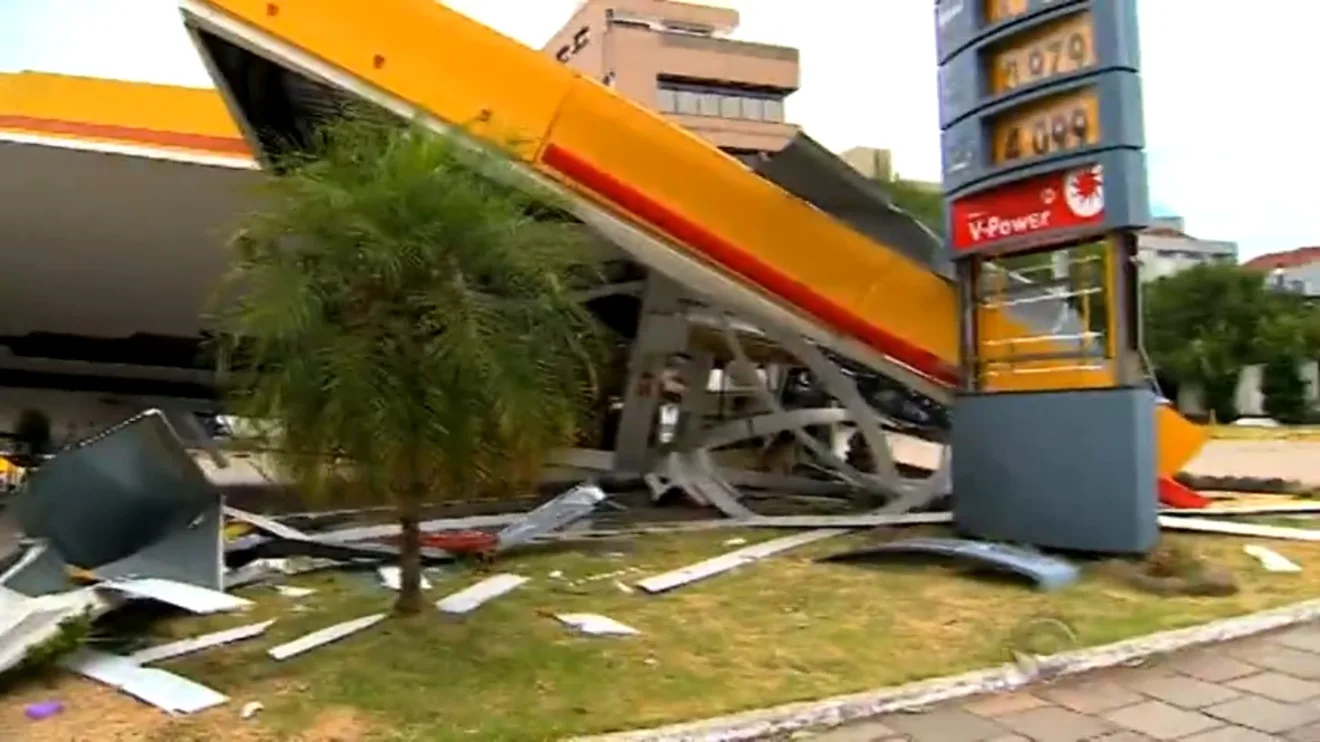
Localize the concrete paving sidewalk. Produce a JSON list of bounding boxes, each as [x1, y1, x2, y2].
[[802, 622, 1320, 741]]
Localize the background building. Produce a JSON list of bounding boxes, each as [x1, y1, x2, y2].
[[1244, 247, 1320, 298], [543, 0, 800, 161], [1136, 216, 1238, 282]]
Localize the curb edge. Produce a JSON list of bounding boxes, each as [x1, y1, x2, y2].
[[575, 597, 1320, 741]]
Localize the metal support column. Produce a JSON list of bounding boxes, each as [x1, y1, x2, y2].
[[614, 275, 688, 472]]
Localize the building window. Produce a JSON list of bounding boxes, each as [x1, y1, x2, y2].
[[656, 88, 676, 112], [675, 90, 700, 115], [656, 78, 788, 122]]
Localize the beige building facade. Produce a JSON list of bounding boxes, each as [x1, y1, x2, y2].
[[543, 0, 800, 158]]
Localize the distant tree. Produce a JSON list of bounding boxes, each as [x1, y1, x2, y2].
[[875, 176, 944, 237], [1144, 262, 1320, 421], [214, 110, 604, 614], [1261, 355, 1309, 423]]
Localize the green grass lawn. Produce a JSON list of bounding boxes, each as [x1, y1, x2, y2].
[[7, 527, 1320, 742]]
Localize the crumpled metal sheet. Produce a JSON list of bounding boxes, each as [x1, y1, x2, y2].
[[100, 578, 252, 614], [94, 497, 227, 592], [820, 537, 1080, 591], [0, 587, 110, 676], [0, 543, 77, 597], [13, 410, 216, 569], [495, 484, 606, 550]]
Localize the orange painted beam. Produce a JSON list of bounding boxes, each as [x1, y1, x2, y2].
[[0, 71, 250, 157]]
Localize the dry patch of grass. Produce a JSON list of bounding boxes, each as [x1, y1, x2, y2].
[[7, 527, 1320, 741]]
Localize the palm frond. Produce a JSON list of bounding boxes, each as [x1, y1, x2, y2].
[[215, 108, 607, 504]]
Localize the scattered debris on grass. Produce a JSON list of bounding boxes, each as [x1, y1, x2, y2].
[[1101, 540, 1239, 597], [60, 649, 228, 714], [268, 613, 388, 661], [436, 574, 529, 614], [1244, 544, 1302, 572], [23, 699, 63, 720], [819, 537, 1080, 591], [555, 613, 640, 636], [129, 620, 276, 665], [377, 566, 431, 592], [273, 585, 316, 599], [7, 407, 1320, 734]]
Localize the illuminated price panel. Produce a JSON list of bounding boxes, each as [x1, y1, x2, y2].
[[989, 87, 1100, 164], [940, 74, 1143, 193], [936, 0, 1138, 127], [934, 0, 1149, 256], [986, 11, 1095, 95]]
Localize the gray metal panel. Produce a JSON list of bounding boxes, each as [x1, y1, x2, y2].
[[950, 387, 1158, 554], [1, 545, 78, 597], [751, 132, 948, 274], [821, 536, 1080, 591], [940, 71, 1146, 195], [938, 1, 1142, 127], [94, 497, 226, 592], [13, 411, 216, 569]]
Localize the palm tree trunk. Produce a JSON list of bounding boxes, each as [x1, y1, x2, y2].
[[394, 456, 426, 615]]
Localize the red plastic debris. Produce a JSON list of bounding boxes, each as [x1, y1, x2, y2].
[[1159, 477, 1210, 509], [420, 530, 498, 555]]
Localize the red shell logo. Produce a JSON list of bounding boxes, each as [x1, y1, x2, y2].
[[1064, 164, 1104, 218]]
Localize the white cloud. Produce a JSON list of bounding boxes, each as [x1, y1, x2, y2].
[[1, 0, 1315, 258]]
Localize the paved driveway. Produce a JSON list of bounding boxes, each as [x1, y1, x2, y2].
[[807, 623, 1320, 741]]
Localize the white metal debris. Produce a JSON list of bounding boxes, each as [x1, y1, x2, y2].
[[61, 649, 227, 714], [556, 613, 640, 636], [636, 529, 849, 594], [129, 620, 276, 665], [240, 701, 264, 719], [315, 514, 521, 543], [1163, 503, 1320, 516], [273, 585, 317, 599], [377, 566, 432, 591], [435, 574, 528, 615], [1244, 544, 1303, 573], [1159, 516, 1320, 542], [102, 578, 253, 614], [0, 587, 110, 676], [267, 613, 387, 661], [495, 483, 607, 550], [224, 506, 313, 541]]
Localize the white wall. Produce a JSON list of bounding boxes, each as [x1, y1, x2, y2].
[[0, 388, 214, 447], [1179, 360, 1320, 419]]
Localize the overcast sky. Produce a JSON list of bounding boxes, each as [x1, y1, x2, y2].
[[1, 0, 1315, 259]]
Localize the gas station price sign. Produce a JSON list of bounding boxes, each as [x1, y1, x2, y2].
[[990, 86, 1100, 164], [986, 10, 1096, 95], [934, 0, 1150, 254]]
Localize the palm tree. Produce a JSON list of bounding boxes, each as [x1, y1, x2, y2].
[[213, 111, 604, 614]]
